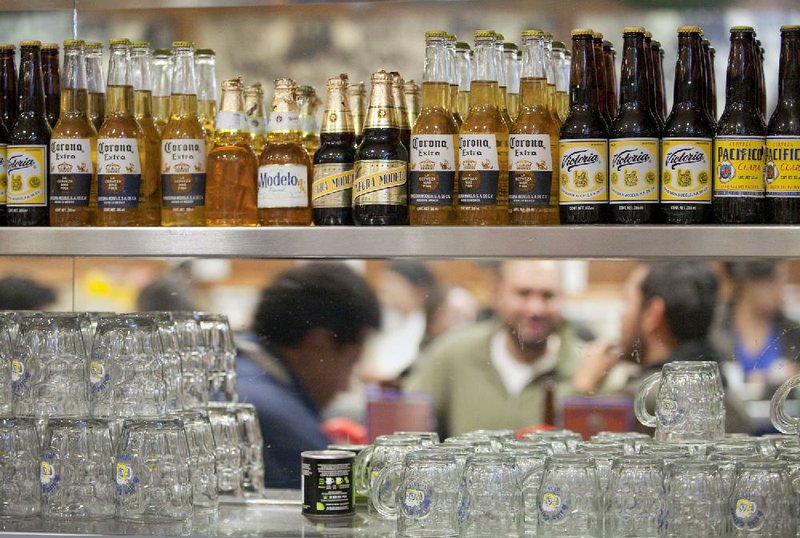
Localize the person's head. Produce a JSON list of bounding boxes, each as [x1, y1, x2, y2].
[[252, 262, 381, 408], [0, 276, 57, 310], [620, 262, 719, 364], [137, 274, 196, 312], [377, 261, 436, 315], [493, 260, 564, 349], [422, 285, 480, 347], [724, 261, 787, 318]]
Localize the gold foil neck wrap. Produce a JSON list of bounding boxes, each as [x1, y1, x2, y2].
[[390, 72, 409, 130], [321, 80, 354, 134], [271, 78, 298, 114], [364, 71, 397, 130]]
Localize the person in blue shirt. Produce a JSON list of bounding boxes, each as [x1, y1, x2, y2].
[[236, 262, 381, 489]]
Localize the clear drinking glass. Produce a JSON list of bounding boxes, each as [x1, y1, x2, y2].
[[770, 374, 800, 436], [536, 453, 602, 538], [0, 417, 40, 519], [604, 455, 664, 538], [139, 312, 183, 413], [173, 312, 208, 409], [661, 460, 726, 537], [728, 459, 796, 537], [233, 403, 265, 497], [207, 404, 243, 498], [0, 316, 13, 415], [354, 435, 425, 513], [457, 453, 523, 538], [196, 313, 237, 403], [177, 410, 218, 511]]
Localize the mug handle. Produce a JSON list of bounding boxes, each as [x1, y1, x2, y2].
[[634, 371, 661, 429], [353, 444, 374, 497], [771, 374, 800, 434], [370, 462, 402, 520]]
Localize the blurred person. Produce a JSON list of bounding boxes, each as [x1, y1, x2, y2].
[[404, 260, 584, 438], [420, 284, 480, 351], [0, 276, 57, 310], [136, 273, 196, 312], [236, 262, 381, 488]]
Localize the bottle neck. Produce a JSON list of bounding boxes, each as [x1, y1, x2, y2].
[[85, 54, 105, 93], [42, 52, 59, 96], [130, 51, 152, 93], [106, 84, 134, 116], [196, 59, 217, 102], [60, 48, 88, 116], [472, 40, 498, 83], [619, 34, 650, 108], [673, 34, 705, 106], [569, 37, 596, 108], [18, 49, 45, 114], [778, 34, 800, 102], [520, 37, 549, 108], [134, 89, 153, 117], [725, 33, 760, 108], [424, 40, 449, 84], [171, 49, 197, 96], [391, 84, 409, 129], [364, 79, 398, 130], [152, 58, 171, 98], [420, 81, 450, 110], [321, 86, 354, 134]]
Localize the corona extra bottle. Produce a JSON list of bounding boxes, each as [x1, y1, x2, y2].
[[130, 42, 162, 226], [151, 48, 172, 136], [85, 42, 105, 134], [494, 33, 513, 129], [0, 44, 17, 131], [504, 42, 520, 121], [552, 41, 570, 122], [297, 84, 321, 156], [447, 35, 461, 127], [195, 48, 217, 146], [49, 40, 96, 227], [544, 33, 560, 123], [455, 41, 471, 125], [244, 82, 267, 154], [390, 72, 411, 156], [41, 43, 60, 130], [348, 81, 366, 146]]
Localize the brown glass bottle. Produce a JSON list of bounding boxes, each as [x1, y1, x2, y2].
[[390, 72, 411, 159], [592, 33, 612, 128], [559, 29, 609, 224], [603, 40, 618, 121], [652, 40, 667, 123], [130, 42, 162, 226], [643, 31, 664, 130], [353, 69, 408, 225], [0, 45, 17, 133], [85, 42, 105, 134], [708, 44, 718, 121], [661, 27, 714, 224], [313, 74, 355, 226], [8, 41, 51, 226], [348, 81, 366, 147], [756, 38, 767, 124], [0, 114, 7, 225], [41, 44, 60, 130], [699, 37, 714, 126], [713, 27, 765, 224]]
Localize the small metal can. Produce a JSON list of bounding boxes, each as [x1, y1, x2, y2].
[[301, 450, 355, 517]]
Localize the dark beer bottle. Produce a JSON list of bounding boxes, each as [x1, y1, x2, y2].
[[559, 29, 609, 224], [643, 31, 664, 130], [713, 26, 765, 224], [756, 38, 767, 124], [661, 27, 714, 224], [41, 44, 60, 130], [699, 36, 715, 126], [0, 111, 7, 226], [652, 40, 667, 123], [766, 26, 800, 223], [8, 41, 51, 227], [702, 39, 717, 122], [0, 45, 17, 132], [390, 72, 411, 158], [610, 27, 661, 224], [313, 74, 356, 225], [603, 40, 618, 121], [592, 33, 612, 127], [353, 69, 408, 225]]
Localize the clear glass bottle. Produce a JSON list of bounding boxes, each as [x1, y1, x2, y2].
[[130, 42, 162, 226], [493, 32, 513, 129], [552, 41, 570, 122], [455, 41, 471, 125], [195, 48, 217, 147], [297, 84, 321, 156], [244, 82, 267, 155], [348, 81, 366, 146], [544, 33, 560, 124], [446, 34, 461, 127], [151, 48, 172, 136], [504, 42, 520, 121], [85, 42, 105, 135], [403, 79, 421, 132]]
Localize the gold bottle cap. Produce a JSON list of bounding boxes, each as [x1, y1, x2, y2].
[[245, 82, 264, 95], [644, 31, 652, 39], [221, 76, 244, 90], [652, 40, 662, 48], [623, 26, 646, 34], [702, 38, 711, 46], [425, 30, 449, 39], [19, 40, 42, 47], [495, 33, 505, 41], [195, 48, 215, 56], [108, 38, 130, 46], [781, 25, 800, 32], [404, 79, 420, 92], [63, 39, 85, 48], [347, 81, 365, 96], [274, 77, 297, 91], [522, 29, 546, 38], [730, 26, 754, 32], [570, 29, 594, 38], [456, 41, 470, 50], [447, 34, 457, 42], [552, 41, 566, 49], [677, 26, 702, 34], [326, 73, 349, 89], [602, 40, 613, 48], [474, 30, 494, 39], [84, 41, 102, 49], [544, 32, 554, 39], [41, 43, 59, 51], [171, 41, 193, 48], [0, 44, 15, 51], [592, 32, 604, 40], [130, 41, 149, 48], [153, 48, 171, 56]]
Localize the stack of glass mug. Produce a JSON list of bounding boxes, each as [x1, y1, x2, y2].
[[0, 310, 265, 531], [357, 362, 800, 537]]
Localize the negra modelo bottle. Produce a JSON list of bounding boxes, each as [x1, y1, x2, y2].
[[661, 27, 714, 224], [559, 29, 609, 224], [713, 26, 765, 224], [609, 27, 661, 224], [353, 69, 408, 225], [313, 74, 356, 225]]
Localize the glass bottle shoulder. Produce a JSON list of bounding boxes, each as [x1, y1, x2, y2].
[[663, 103, 715, 138], [259, 139, 311, 166], [768, 100, 800, 135], [716, 104, 766, 136], [610, 106, 661, 138], [11, 112, 52, 144], [560, 105, 608, 138]]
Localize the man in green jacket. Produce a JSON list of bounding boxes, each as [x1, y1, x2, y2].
[[404, 260, 585, 438]]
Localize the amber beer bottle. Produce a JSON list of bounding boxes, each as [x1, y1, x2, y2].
[[603, 40, 618, 121], [353, 70, 408, 225], [643, 31, 663, 130], [0, 45, 17, 132], [713, 27, 765, 224], [707, 43, 718, 121], [85, 42, 105, 134], [409, 31, 458, 225], [559, 30, 609, 224], [652, 40, 667, 122], [298, 85, 321, 156], [41, 44, 60, 131], [195, 49, 217, 147], [661, 27, 714, 224], [244, 83, 267, 155], [151, 48, 172, 136], [390, 72, 411, 158], [609, 28, 661, 225], [206, 77, 258, 226], [348, 81, 366, 146], [258, 78, 312, 226], [49, 40, 96, 227], [592, 33, 612, 128], [8, 41, 51, 227]]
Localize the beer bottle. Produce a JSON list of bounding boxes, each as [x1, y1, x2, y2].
[[592, 33, 613, 128], [409, 31, 458, 226], [708, 44, 718, 121], [85, 42, 105, 134], [455, 41, 471, 125], [661, 27, 714, 224], [151, 48, 172, 136], [544, 34, 561, 124], [504, 43, 520, 121], [643, 31, 663, 129], [353, 69, 408, 225], [130, 42, 162, 226], [756, 38, 767, 124], [258, 78, 312, 226], [348, 81, 366, 146], [509, 30, 560, 225], [699, 35, 714, 126], [390, 72, 411, 157], [603, 40, 618, 121], [767, 26, 800, 224], [0, 45, 17, 132], [313, 74, 355, 226], [0, 103, 7, 226], [447, 35, 461, 127], [95, 39, 146, 227], [195, 48, 217, 147], [559, 29, 609, 225], [49, 39, 96, 227], [244, 83, 267, 155], [161, 42, 207, 226], [297, 84, 321, 156], [552, 41, 570, 122], [403, 79, 421, 130], [609, 27, 661, 225], [458, 31, 509, 225], [493, 33, 513, 129], [713, 27, 765, 224], [652, 40, 667, 122], [8, 41, 51, 227], [206, 77, 258, 226], [41, 44, 60, 130]]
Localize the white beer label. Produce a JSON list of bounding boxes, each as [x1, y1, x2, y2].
[[98, 138, 141, 175], [162, 139, 206, 174], [559, 139, 608, 204], [267, 111, 300, 132], [50, 139, 93, 175], [258, 164, 309, 208], [509, 134, 554, 207], [660, 138, 712, 203], [609, 138, 659, 203], [7, 145, 48, 206], [459, 134, 499, 170], [216, 111, 248, 132], [410, 134, 456, 207]]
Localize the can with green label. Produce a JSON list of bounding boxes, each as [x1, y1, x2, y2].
[[301, 450, 355, 518]]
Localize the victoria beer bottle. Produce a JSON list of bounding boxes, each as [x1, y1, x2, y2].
[[312, 74, 356, 225], [603, 40, 618, 121], [85, 42, 106, 134], [652, 40, 668, 122], [592, 33, 612, 128], [0, 44, 11, 226], [41, 44, 60, 130], [559, 29, 609, 224], [713, 27, 765, 224]]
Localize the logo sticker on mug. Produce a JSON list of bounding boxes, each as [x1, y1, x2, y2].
[[540, 486, 568, 522], [89, 357, 110, 394], [10, 355, 29, 392], [732, 495, 765, 531], [115, 457, 139, 496], [402, 481, 432, 517], [657, 395, 685, 426], [40, 453, 60, 494]]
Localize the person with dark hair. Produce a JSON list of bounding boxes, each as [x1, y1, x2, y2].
[[236, 262, 381, 488], [0, 276, 57, 310]]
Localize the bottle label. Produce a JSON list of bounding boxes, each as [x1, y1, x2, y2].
[[300, 115, 318, 136], [7, 145, 48, 207], [509, 134, 553, 207], [661, 138, 713, 203], [216, 111, 248, 132], [765, 137, 800, 197], [458, 134, 499, 206], [558, 139, 608, 204], [609, 138, 659, 203], [0, 143, 6, 205], [713, 136, 765, 198], [161, 138, 207, 208], [312, 163, 353, 209], [353, 159, 407, 206], [410, 134, 456, 207], [97, 138, 142, 209], [49, 139, 93, 207], [258, 164, 309, 208], [267, 111, 301, 132]]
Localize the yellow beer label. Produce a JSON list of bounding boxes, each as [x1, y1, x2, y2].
[[7, 145, 47, 207], [660, 138, 712, 203], [713, 136, 765, 198], [312, 163, 354, 209], [558, 139, 608, 204], [765, 136, 800, 197], [609, 138, 659, 203], [0, 143, 6, 205], [353, 159, 407, 205]]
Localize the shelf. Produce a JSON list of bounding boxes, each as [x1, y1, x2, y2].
[[0, 226, 795, 259]]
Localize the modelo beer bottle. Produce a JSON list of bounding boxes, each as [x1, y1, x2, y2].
[[661, 27, 714, 224], [713, 26, 765, 224], [609, 27, 661, 224], [390, 72, 411, 158], [244, 82, 267, 155], [85, 42, 105, 134], [348, 81, 366, 146], [559, 29, 609, 225], [130, 42, 162, 226], [353, 69, 408, 225], [313, 74, 356, 226], [8, 41, 51, 227]]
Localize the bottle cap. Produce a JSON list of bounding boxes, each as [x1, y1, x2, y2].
[[326, 74, 349, 88], [592, 32, 604, 40], [503, 42, 518, 50], [644, 31, 652, 39], [780, 25, 800, 32], [552, 41, 566, 49], [456, 41, 470, 50], [570, 29, 594, 38], [130, 41, 149, 49], [195, 48, 215, 56], [652, 40, 662, 48], [108, 38, 130, 46], [730, 26, 755, 33], [496, 33, 505, 41], [543, 32, 554, 39], [602, 40, 613, 48], [522, 29, 546, 37], [371, 69, 392, 83], [425, 30, 449, 39], [19, 40, 43, 47], [63, 39, 85, 47], [677, 26, 702, 34], [41, 43, 59, 51], [84, 42, 102, 49], [221, 77, 244, 90], [171, 41, 193, 48], [447, 34, 457, 42], [474, 30, 494, 39], [153, 48, 171, 56]]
